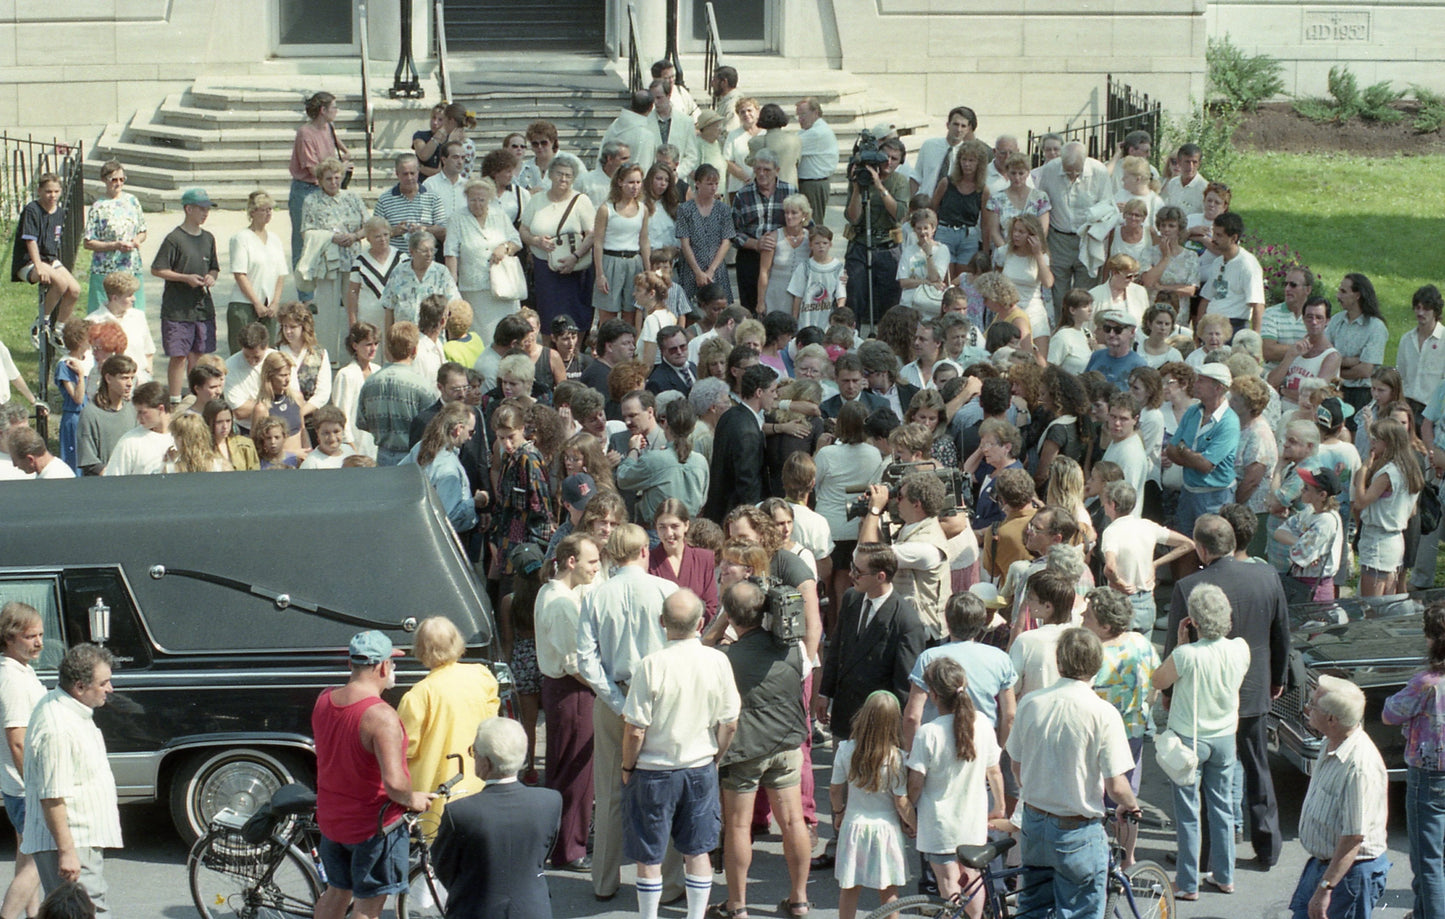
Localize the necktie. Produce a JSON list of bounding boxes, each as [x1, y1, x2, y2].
[[858, 599, 873, 636], [934, 143, 955, 190], [659, 119, 671, 144], [681, 364, 694, 388]]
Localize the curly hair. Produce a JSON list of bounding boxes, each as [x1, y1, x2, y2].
[[723, 505, 783, 559], [875, 305, 921, 366], [524, 403, 566, 464], [974, 271, 1020, 308]]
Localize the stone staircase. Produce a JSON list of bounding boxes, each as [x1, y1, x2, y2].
[[85, 59, 933, 212]]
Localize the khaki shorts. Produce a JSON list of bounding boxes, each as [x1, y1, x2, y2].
[[719, 747, 803, 794]]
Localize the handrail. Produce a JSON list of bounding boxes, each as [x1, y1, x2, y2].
[[626, 2, 643, 95], [357, 0, 376, 190], [703, 2, 722, 107], [666, 0, 684, 89], [434, 0, 453, 104]]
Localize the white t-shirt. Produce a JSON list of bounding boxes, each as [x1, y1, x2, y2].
[[1006, 678, 1136, 819], [102, 427, 173, 476], [223, 348, 276, 431], [86, 307, 155, 383], [896, 244, 951, 310], [622, 638, 741, 770], [1009, 621, 1068, 697], [788, 258, 845, 330], [788, 501, 835, 565], [0, 656, 46, 796], [37, 458, 75, 479], [907, 710, 1001, 854], [640, 308, 674, 364], [227, 228, 289, 307], [1102, 435, 1147, 516], [1099, 516, 1171, 593], [300, 446, 355, 469], [1202, 249, 1265, 322]]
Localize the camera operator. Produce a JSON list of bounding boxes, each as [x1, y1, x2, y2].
[[715, 580, 811, 918], [843, 135, 910, 326], [857, 470, 956, 638]]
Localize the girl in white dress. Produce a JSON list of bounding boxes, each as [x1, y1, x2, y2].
[[998, 214, 1054, 354], [907, 657, 1004, 911], [832, 691, 914, 919], [1353, 417, 1424, 596]]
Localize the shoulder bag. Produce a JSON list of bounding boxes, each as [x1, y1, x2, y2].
[[547, 194, 593, 273], [1154, 663, 1199, 786]]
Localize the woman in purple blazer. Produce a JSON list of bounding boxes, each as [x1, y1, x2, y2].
[[648, 498, 719, 624]]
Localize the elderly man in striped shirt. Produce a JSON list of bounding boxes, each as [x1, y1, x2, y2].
[[1289, 674, 1391, 919], [22, 644, 121, 916]]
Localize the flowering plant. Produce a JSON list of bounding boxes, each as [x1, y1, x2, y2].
[[1242, 232, 1313, 305]]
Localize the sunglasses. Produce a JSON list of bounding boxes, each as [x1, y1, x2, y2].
[[1101, 325, 1127, 335], [1285, 281, 1303, 288]]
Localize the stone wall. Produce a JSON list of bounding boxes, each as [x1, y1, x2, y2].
[[1208, 0, 1445, 97]]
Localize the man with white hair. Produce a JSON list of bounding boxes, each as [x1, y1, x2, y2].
[[1288, 675, 1390, 919], [1034, 141, 1114, 315], [433, 717, 563, 919], [985, 135, 1021, 196], [580, 140, 634, 208], [731, 149, 796, 314], [622, 589, 740, 919]]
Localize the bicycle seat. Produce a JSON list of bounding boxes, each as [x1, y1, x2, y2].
[[956, 837, 1017, 869], [269, 783, 318, 816]]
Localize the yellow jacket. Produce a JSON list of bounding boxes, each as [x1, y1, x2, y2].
[[397, 661, 501, 822]]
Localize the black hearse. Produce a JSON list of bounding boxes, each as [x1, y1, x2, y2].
[[0, 466, 501, 840]]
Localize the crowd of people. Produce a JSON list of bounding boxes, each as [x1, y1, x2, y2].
[[2, 59, 1443, 919]]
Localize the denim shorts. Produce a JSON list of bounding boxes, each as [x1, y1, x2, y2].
[[318, 821, 409, 898], [3, 792, 24, 830], [622, 764, 721, 864]]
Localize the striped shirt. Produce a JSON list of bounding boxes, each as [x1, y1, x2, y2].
[[1296, 727, 1389, 861], [21, 689, 123, 853], [373, 186, 446, 250], [1325, 312, 1389, 390]]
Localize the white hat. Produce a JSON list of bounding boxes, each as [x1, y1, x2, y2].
[[1095, 309, 1138, 329], [1197, 362, 1233, 387]]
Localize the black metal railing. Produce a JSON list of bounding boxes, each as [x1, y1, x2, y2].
[[2, 134, 84, 270], [665, 0, 684, 90], [703, 2, 722, 107], [1026, 75, 1162, 166], [626, 2, 643, 95], [358, 0, 376, 190]]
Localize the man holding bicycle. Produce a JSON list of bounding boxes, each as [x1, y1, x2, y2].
[[312, 631, 435, 919], [1006, 628, 1141, 919]]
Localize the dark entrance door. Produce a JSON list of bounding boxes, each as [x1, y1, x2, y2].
[[443, 0, 607, 51]]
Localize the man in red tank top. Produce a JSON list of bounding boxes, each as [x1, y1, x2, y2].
[[313, 631, 435, 919]]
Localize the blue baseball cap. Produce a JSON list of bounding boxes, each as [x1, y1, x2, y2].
[[348, 630, 403, 665], [180, 188, 215, 208]]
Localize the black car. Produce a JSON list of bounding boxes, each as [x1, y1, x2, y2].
[[1268, 589, 1442, 779], [0, 466, 504, 841]]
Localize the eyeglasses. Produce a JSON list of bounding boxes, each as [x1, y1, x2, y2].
[[1101, 325, 1127, 335], [508, 143, 526, 150], [1285, 281, 1303, 288], [107, 175, 127, 183]]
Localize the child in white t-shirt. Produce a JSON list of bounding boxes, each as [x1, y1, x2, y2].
[[635, 270, 676, 366], [87, 271, 155, 383], [789, 226, 846, 331], [300, 405, 356, 469]]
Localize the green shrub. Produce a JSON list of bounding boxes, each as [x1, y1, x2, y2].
[[1411, 85, 1445, 133], [1241, 233, 1313, 306], [1207, 36, 1285, 112], [1159, 100, 1241, 188], [1293, 65, 1405, 124]]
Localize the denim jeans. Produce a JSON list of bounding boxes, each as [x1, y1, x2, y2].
[[1018, 805, 1108, 919], [1128, 590, 1156, 632], [1170, 732, 1236, 893], [1408, 765, 1445, 919], [1289, 853, 1390, 919]]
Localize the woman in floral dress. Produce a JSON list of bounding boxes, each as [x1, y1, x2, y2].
[[83, 160, 148, 313]]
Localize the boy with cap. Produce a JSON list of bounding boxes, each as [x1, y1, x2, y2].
[[1274, 466, 1344, 601], [1085, 309, 1146, 388], [151, 189, 220, 402], [313, 631, 434, 919], [546, 473, 597, 560]]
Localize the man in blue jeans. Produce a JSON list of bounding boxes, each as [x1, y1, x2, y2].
[[1006, 628, 1141, 918]]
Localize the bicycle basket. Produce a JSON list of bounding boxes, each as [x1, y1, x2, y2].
[[201, 827, 286, 881]]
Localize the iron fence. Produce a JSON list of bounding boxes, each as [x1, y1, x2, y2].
[[1027, 75, 1161, 167], [2, 133, 84, 270]]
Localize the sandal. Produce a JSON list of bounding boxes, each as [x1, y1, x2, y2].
[[1173, 887, 1200, 901], [706, 904, 748, 919], [1202, 874, 1235, 894], [779, 900, 811, 917]]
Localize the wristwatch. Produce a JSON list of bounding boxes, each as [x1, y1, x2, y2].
[[1318, 879, 1334, 891], [869, 507, 883, 517]]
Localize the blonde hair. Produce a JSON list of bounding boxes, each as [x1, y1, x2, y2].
[[781, 193, 813, 224], [412, 616, 466, 669], [246, 190, 274, 217], [169, 413, 222, 472]]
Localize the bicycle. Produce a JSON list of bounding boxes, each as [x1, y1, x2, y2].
[[859, 818, 1175, 919], [188, 758, 465, 919]]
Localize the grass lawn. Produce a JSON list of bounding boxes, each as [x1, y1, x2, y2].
[[1231, 151, 1445, 364]]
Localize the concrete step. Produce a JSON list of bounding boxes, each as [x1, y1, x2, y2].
[[159, 93, 369, 130]]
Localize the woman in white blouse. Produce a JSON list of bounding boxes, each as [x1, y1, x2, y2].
[[276, 301, 332, 420], [226, 190, 288, 353], [1088, 253, 1150, 327], [330, 322, 381, 457], [346, 216, 407, 343], [445, 177, 523, 343]]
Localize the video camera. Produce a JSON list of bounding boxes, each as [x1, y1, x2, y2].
[[844, 461, 973, 522], [848, 129, 890, 190], [748, 576, 806, 644]]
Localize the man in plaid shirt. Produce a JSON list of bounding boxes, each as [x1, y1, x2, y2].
[[731, 148, 796, 314]]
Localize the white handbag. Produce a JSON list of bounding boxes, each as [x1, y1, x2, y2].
[[1154, 668, 1199, 786], [490, 256, 527, 301]]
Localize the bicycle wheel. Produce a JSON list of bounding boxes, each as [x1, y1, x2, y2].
[[395, 861, 448, 919], [860, 893, 961, 919], [1119, 861, 1175, 919], [188, 832, 322, 919]]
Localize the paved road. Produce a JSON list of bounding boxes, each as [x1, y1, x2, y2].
[[0, 739, 1419, 919]]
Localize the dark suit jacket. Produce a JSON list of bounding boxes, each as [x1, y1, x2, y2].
[[433, 781, 563, 919], [819, 588, 929, 740], [889, 382, 922, 416], [704, 403, 765, 520], [408, 400, 489, 492], [647, 361, 698, 397], [1165, 556, 1291, 718], [820, 390, 887, 421]]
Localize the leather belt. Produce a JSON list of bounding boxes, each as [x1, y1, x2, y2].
[[1025, 803, 1101, 829], [603, 249, 639, 258]]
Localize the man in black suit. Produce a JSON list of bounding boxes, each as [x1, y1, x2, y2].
[[703, 363, 778, 521], [814, 542, 930, 740], [819, 353, 887, 420], [860, 340, 919, 421], [433, 717, 563, 919], [646, 325, 697, 397], [1165, 511, 1291, 868]]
